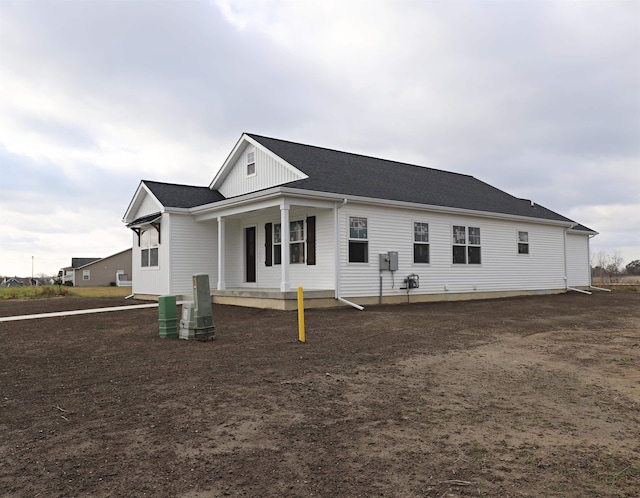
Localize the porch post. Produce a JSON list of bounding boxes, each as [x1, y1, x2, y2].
[[280, 204, 290, 292], [217, 216, 226, 291]]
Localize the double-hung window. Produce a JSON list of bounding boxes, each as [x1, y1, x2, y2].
[[452, 225, 481, 264], [273, 223, 282, 265], [246, 151, 256, 176], [348, 216, 368, 263], [289, 220, 305, 263], [413, 222, 430, 264], [518, 231, 529, 254], [82, 270, 90, 281], [141, 227, 159, 268], [273, 221, 305, 264]]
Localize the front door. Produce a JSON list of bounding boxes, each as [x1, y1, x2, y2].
[[245, 227, 256, 283]]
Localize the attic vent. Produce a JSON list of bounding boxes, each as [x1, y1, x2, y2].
[[247, 151, 256, 176]]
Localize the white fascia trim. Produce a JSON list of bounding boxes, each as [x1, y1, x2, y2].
[[122, 181, 165, 223], [122, 181, 147, 222], [208, 134, 308, 190], [276, 188, 578, 228], [209, 133, 247, 188], [190, 186, 577, 228], [162, 207, 191, 215], [567, 227, 598, 236], [191, 187, 336, 221]]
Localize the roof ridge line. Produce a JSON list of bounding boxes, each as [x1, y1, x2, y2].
[[142, 179, 210, 188]]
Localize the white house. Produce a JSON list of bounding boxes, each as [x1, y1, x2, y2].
[[122, 133, 597, 309]]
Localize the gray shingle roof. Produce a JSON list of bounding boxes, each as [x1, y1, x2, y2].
[[143, 180, 225, 208], [71, 257, 100, 268], [135, 136, 593, 232], [248, 134, 592, 229]]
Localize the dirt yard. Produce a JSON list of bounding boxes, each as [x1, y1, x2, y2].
[[1, 292, 639, 497]]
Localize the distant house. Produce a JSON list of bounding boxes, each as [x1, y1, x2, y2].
[[0, 277, 49, 287], [1, 278, 25, 287], [59, 249, 132, 287], [123, 133, 597, 309]]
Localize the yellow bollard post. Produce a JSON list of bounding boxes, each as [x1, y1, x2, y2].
[[297, 286, 305, 343]]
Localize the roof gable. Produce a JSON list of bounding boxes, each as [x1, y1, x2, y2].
[[209, 134, 307, 197], [123, 180, 225, 223], [142, 181, 225, 208]]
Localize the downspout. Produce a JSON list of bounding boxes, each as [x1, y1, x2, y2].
[[565, 223, 592, 295], [334, 199, 364, 311]]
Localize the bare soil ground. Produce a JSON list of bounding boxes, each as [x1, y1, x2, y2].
[[1, 292, 639, 497]]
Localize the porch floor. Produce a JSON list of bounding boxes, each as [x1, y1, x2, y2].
[[209, 288, 337, 310]]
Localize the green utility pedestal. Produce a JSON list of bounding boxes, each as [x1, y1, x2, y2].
[[158, 294, 178, 338]]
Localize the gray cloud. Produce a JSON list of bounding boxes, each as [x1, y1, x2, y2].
[[1, 0, 638, 275]]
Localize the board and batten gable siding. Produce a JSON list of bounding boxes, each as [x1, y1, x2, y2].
[[216, 144, 305, 198], [566, 232, 591, 287], [168, 214, 218, 297], [337, 205, 569, 299], [222, 207, 335, 290], [138, 191, 162, 218]]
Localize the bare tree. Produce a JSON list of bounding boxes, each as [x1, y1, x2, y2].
[[591, 251, 624, 284], [592, 251, 608, 284], [606, 251, 624, 283]]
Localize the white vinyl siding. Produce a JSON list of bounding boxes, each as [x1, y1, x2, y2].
[[223, 207, 334, 290], [217, 145, 306, 198], [132, 218, 166, 296], [566, 232, 590, 287], [168, 214, 217, 297], [223, 218, 243, 288], [338, 205, 569, 299]]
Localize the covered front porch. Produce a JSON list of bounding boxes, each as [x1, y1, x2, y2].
[[193, 190, 340, 297]]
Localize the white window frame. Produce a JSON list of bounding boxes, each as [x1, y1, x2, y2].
[[348, 216, 369, 264], [452, 225, 481, 265], [141, 227, 159, 269], [82, 270, 90, 281], [413, 221, 430, 264], [246, 150, 256, 177], [518, 230, 529, 255], [273, 220, 305, 264]]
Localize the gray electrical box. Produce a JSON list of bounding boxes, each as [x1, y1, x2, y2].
[[193, 273, 215, 341], [379, 251, 399, 271], [179, 302, 196, 340], [388, 251, 398, 271], [177, 273, 216, 341]]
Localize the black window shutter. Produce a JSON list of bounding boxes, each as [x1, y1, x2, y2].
[[265, 223, 273, 266], [306, 216, 316, 265]]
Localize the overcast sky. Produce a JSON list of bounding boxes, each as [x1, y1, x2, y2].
[[1, 0, 639, 278]]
